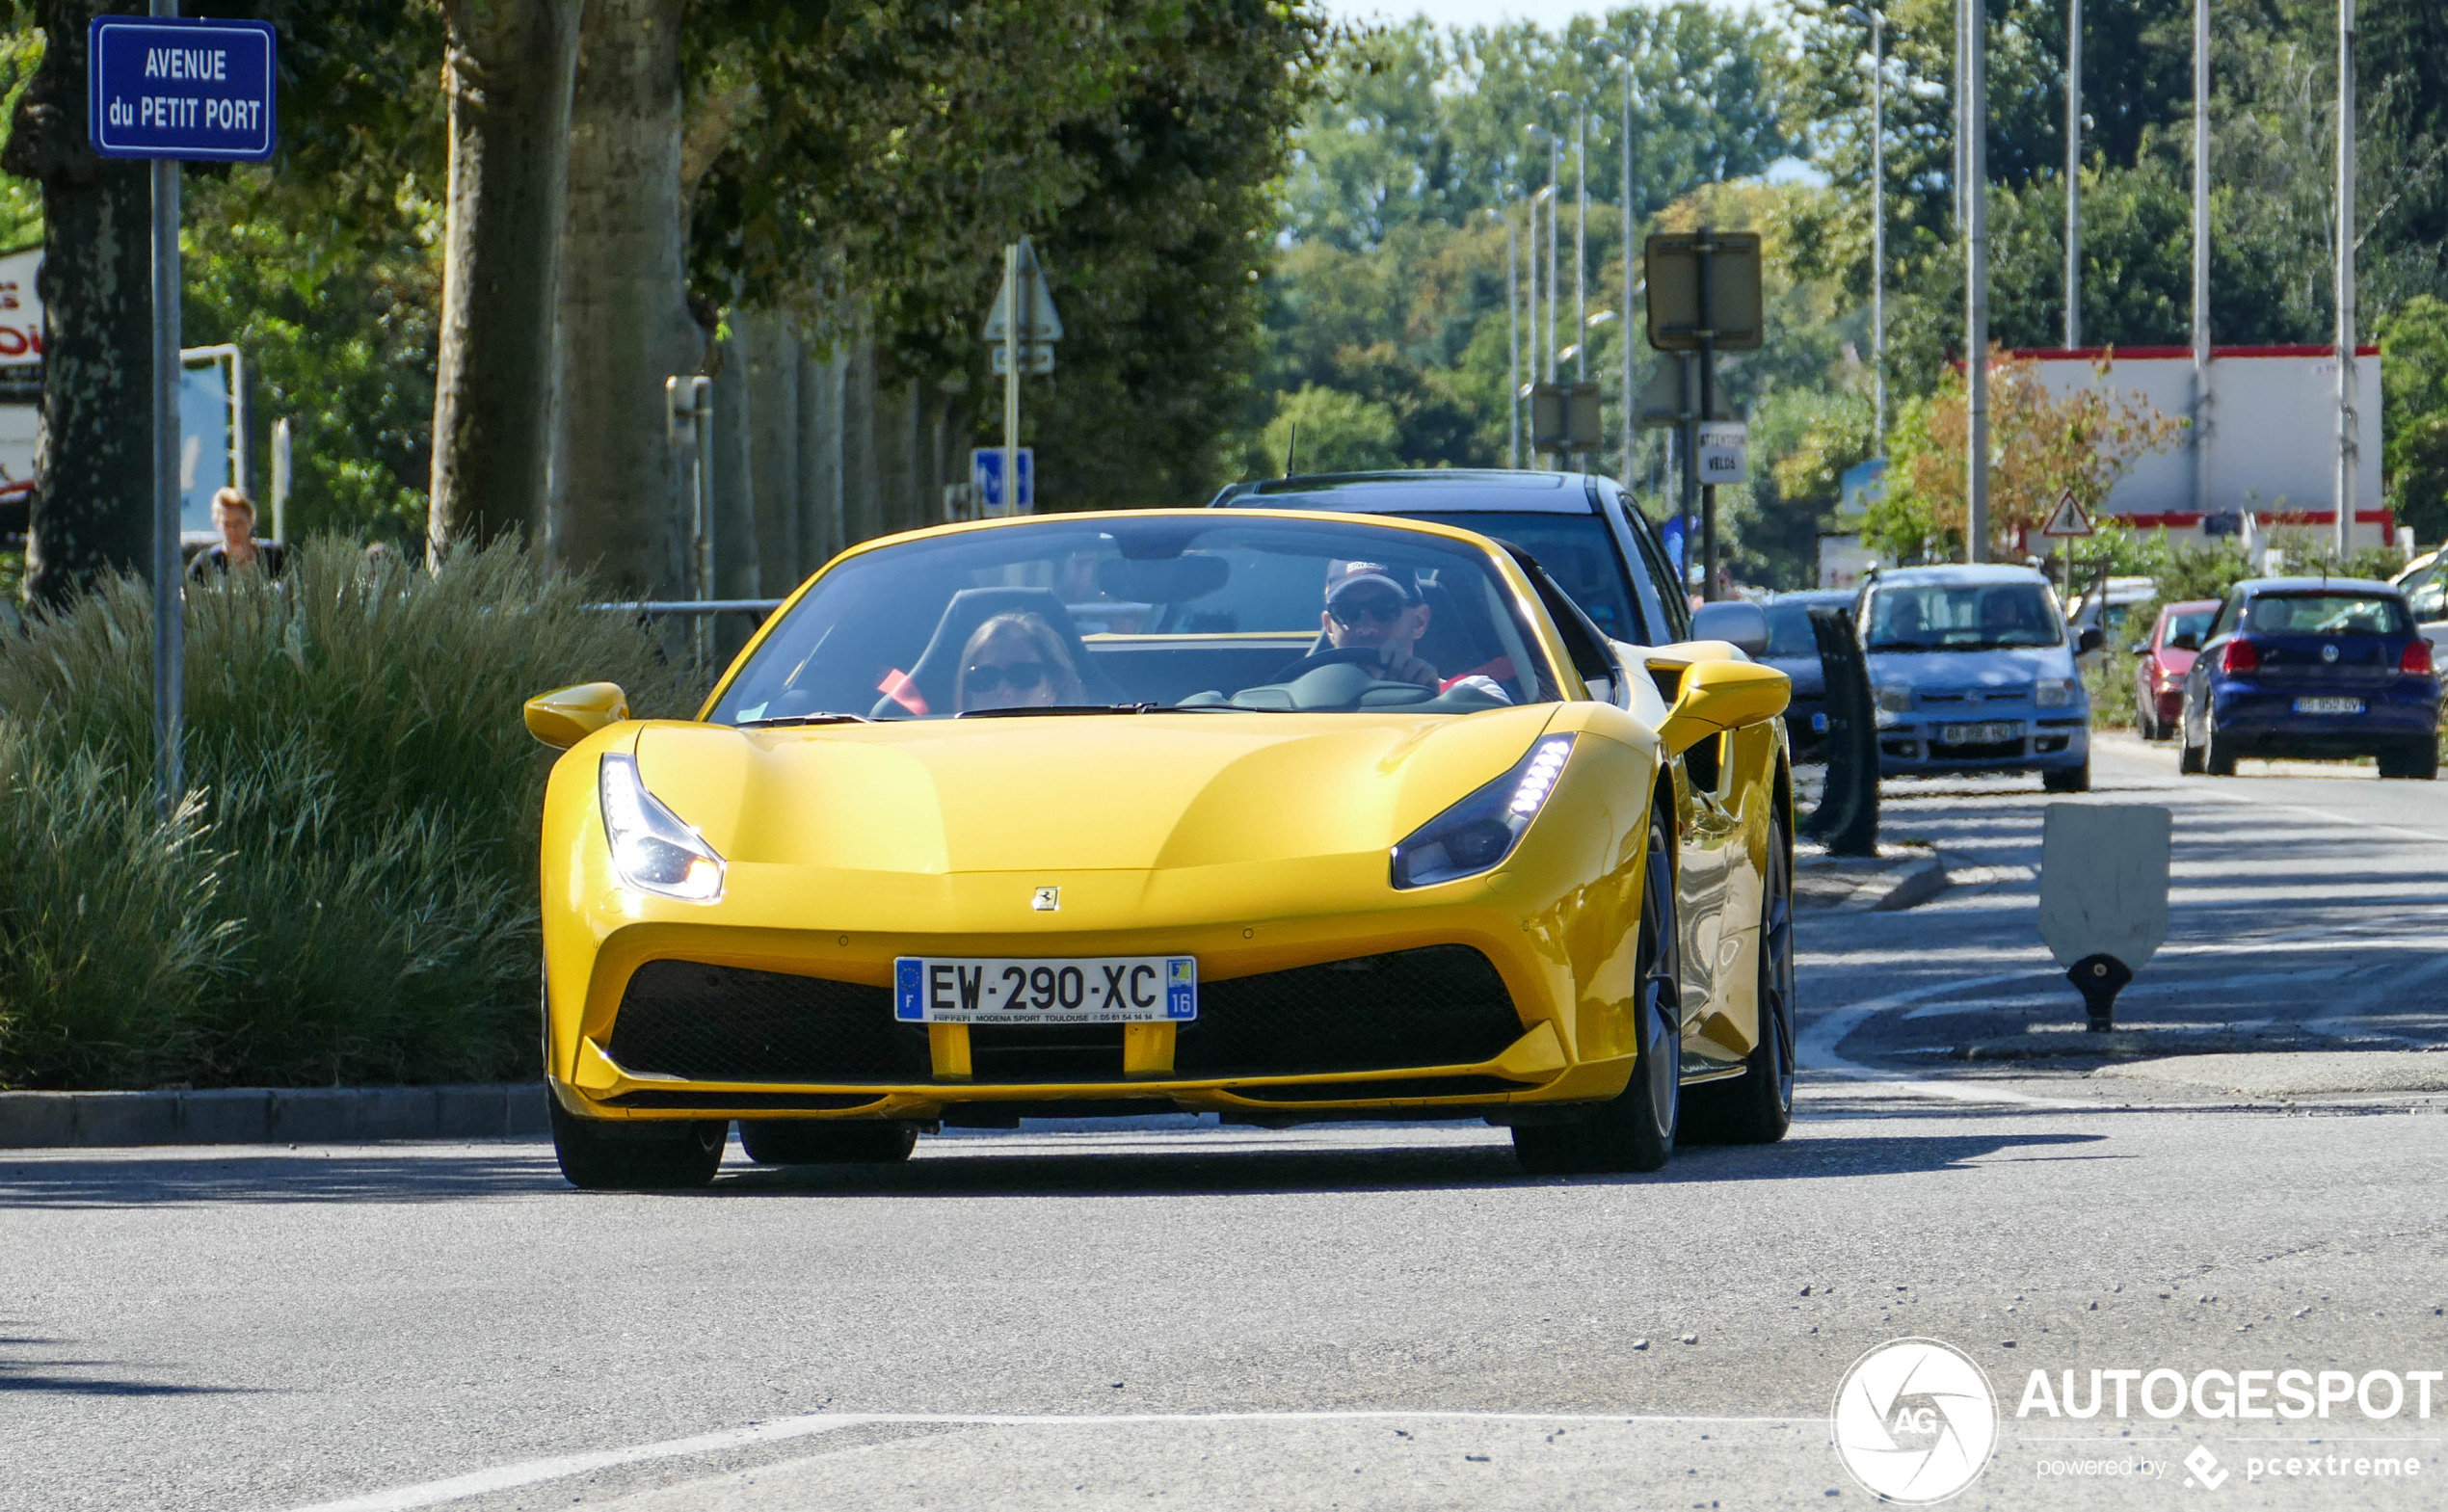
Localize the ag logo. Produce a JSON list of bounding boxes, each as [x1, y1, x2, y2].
[[1830, 1338, 1997, 1503]]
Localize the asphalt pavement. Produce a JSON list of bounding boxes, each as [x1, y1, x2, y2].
[[7, 734, 2447, 1511]]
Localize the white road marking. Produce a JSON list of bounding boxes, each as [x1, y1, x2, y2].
[[281, 1410, 1823, 1512]]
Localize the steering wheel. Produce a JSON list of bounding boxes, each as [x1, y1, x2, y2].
[[1267, 645, 1397, 682]]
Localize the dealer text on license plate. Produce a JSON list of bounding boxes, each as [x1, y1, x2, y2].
[[2293, 697, 2363, 714], [893, 956, 1196, 1023], [1940, 721, 2022, 744]]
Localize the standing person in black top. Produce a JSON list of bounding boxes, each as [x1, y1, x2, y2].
[[186, 487, 288, 580]]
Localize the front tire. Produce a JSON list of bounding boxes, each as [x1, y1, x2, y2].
[[739, 1120, 918, 1165], [2042, 759, 2091, 793], [550, 1100, 725, 1190], [1514, 801, 1680, 1175], [1679, 804, 1795, 1146]]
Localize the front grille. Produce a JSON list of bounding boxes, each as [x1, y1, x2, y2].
[[1173, 945, 1526, 1078], [969, 1023, 1125, 1082], [607, 961, 932, 1083]]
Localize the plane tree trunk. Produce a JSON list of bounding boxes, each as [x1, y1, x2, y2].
[[429, 0, 584, 555], [1, 0, 153, 609]]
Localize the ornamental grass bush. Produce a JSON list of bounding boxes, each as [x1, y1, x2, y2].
[[0, 539, 695, 1089]]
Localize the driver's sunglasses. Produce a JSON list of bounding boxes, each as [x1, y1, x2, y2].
[[1326, 595, 1409, 627], [964, 660, 1049, 694]]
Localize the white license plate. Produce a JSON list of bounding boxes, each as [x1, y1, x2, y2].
[[893, 956, 1196, 1023], [1940, 721, 2022, 744], [2293, 697, 2363, 714]]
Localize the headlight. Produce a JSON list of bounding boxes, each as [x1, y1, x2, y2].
[[1875, 684, 1912, 713], [1390, 735, 1573, 889], [2035, 678, 2076, 708], [599, 753, 726, 901]]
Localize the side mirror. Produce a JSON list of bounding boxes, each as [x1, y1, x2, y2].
[[524, 682, 630, 750], [2076, 625, 2105, 655], [1688, 600, 1770, 658], [1650, 657, 1790, 756]]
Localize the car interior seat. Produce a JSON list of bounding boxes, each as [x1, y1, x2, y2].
[[870, 587, 1130, 717]]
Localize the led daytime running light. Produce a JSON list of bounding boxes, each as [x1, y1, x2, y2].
[[599, 753, 727, 902], [1508, 739, 1571, 815]]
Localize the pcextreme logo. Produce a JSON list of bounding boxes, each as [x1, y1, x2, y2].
[[1831, 1338, 1999, 1503]]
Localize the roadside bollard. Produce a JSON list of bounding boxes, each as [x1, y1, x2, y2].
[[2037, 804, 2171, 1032]]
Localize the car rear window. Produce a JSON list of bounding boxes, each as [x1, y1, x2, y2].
[[1397, 512, 1643, 644], [2243, 594, 2411, 636], [2165, 610, 2213, 645], [1765, 603, 1821, 659]]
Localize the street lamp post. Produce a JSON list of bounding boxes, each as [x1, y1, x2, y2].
[[2194, 0, 2213, 520], [2336, 0, 2356, 557], [1844, 5, 1888, 452], [2065, 0, 2082, 351], [1506, 210, 1521, 469], [1964, 0, 1990, 563], [1621, 56, 1637, 491]]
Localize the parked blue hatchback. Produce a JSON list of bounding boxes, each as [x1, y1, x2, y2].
[[2176, 577, 2440, 779], [1859, 564, 2099, 791]]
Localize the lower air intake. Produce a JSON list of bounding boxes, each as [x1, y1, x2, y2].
[[1174, 944, 1526, 1078], [606, 962, 932, 1083]]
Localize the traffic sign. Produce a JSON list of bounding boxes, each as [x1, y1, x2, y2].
[[991, 343, 1054, 376], [1697, 421, 1749, 485], [983, 236, 1062, 344], [1644, 232, 1764, 353], [89, 17, 278, 162], [2038, 491, 2095, 538], [972, 446, 1033, 514]]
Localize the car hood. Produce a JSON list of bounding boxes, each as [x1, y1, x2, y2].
[[1866, 645, 2077, 691], [629, 708, 1562, 874]]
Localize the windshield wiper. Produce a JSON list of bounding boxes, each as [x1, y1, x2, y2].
[[735, 712, 872, 728], [956, 703, 1167, 718]]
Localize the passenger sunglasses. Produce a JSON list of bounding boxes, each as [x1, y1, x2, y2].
[[964, 660, 1050, 693], [1327, 596, 1409, 627]]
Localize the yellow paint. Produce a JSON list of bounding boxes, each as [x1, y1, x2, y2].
[[1122, 1023, 1175, 1077], [524, 682, 630, 751], [927, 1024, 972, 1079]]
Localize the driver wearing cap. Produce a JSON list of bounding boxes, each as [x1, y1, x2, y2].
[[1322, 562, 1441, 687]]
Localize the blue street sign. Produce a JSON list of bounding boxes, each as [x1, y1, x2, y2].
[[971, 446, 1034, 514], [89, 17, 278, 163]]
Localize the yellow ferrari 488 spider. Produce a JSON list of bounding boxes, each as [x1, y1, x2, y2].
[[526, 510, 1794, 1187]]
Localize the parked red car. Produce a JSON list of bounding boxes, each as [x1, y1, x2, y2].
[[2133, 599, 2220, 741]]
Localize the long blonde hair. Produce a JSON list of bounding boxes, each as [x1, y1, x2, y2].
[[955, 612, 1083, 707]]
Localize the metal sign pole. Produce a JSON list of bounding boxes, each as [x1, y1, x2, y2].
[[150, 146, 182, 817], [1001, 244, 1020, 514], [1696, 222, 1718, 601]]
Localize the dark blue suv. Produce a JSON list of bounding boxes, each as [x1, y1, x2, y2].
[[2177, 577, 2440, 779]]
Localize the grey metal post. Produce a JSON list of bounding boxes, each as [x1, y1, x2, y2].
[[1869, 6, 1888, 450], [147, 0, 184, 818], [1574, 110, 1586, 386], [2336, 0, 2356, 556], [1506, 213, 1521, 469], [1528, 188, 1542, 415], [1546, 139, 1559, 388], [1679, 352, 1697, 596], [2065, 0, 2082, 351], [1965, 0, 1990, 563], [2193, 0, 2213, 518], [1697, 224, 1719, 599], [271, 416, 291, 544], [1002, 242, 1022, 513], [1621, 59, 1636, 491]]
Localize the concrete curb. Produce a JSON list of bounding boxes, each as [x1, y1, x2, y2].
[[0, 1083, 551, 1149], [1795, 847, 1952, 913]]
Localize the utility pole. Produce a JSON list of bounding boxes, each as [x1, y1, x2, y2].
[[1964, 0, 1990, 563], [1003, 241, 1023, 517], [2193, 0, 2213, 518], [1574, 111, 1587, 385], [1622, 58, 1636, 491], [1547, 138, 1560, 387], [2064, 0, 2082, 350], [1860, 5, 1889, 450], [1506, 211, 1521, 469], [2335, 0, 2356, 556]]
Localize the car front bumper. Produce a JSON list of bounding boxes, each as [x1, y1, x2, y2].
[[1875, 715, 2090, 776]]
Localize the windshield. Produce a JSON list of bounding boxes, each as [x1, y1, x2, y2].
[[2166, 610, 2214, 646], [2244, 593, 2411, 636], [1394, 512, 1642, 643], [1764, 602, 1831, 659], [708, 516, 1563, 722], [1863, 582, 2064, 652]]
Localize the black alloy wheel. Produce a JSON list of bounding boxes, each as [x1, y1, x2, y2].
[[1680, 804, 1796, 1145], [1513, 801, 1680, 1175], [549, 1100, 726, 1190], [739, 1119, 918, 1165]]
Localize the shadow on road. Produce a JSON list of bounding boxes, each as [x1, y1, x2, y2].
[[0, 1147, 566, 1208], [0, 1328, 260, 1397]]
